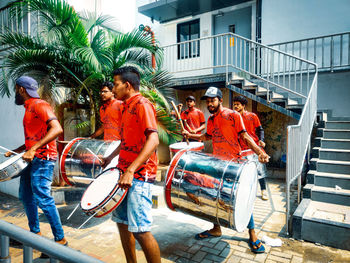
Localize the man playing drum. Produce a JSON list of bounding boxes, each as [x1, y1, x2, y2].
[[5, 76, 67, 256], [183, 86, 269, 253], [104, 66, 161, 263], [233, 95, 269, 201], [90, 81, 123, 141], [180, 95, 206, 140]]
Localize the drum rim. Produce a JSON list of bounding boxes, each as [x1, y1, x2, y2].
[[232, 160, 258, 232], [80, 168, 128, 216], [169, 141, 204, 150], [0, 153, 25, 170], [165, 148, 189, 210]]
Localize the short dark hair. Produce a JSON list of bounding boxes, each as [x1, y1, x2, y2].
[[112, 66, 140, 91], [101, 81, 114, 91], [233, 95, 248, 106], [186, 95, 196, 102]]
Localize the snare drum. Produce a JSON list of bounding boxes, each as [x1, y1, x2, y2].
[[165, 150, 257, 232], [60, 138, 120, 186], [0, 153, 27, 182], [80, 168, 127, 218], [169, 141, 204, 159]]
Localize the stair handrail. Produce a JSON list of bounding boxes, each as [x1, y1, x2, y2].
[[269, 31, 350, 72]]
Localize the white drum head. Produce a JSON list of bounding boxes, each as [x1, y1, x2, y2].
[[0, 153, 24, 170], [81, 169, 120, 210], [103, 140, 120, 171], [233, 161, 258, 232], [169, 142, 204, 151]]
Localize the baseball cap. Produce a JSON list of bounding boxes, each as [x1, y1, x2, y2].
[[186, 95, 196, 101], [201, 87, 222, 100], [16, 76, 40, 98]]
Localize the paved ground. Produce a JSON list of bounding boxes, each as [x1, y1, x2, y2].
[[1, 178, 350, 263]]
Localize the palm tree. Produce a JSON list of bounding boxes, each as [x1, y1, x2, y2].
[[0, 0, 181, 144]]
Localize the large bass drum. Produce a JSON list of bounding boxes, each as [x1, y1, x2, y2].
[[165, 150, 258, 232], [60, 138, 120, 186], [0, 153, 27, 182]]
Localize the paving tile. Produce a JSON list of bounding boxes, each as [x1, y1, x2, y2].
[[291, 256, 303, 263], [232, 250, 255, 260], [228, 244, 247, 252], [200, 246, 222, 255], [267, 254, 291, 263], [186, 244, 201, 254], [204, 253, 226, 262], [226, 255, 242, 263], [270, 250, 293, 259], [191, 250, 207, 262], [213, 241, 228, 252], [240, 258, 256, 263], [254, 253, 268, 262], [219, 247, 231, 258]]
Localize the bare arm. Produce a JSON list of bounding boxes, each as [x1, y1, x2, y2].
[[101, 143, 121, 168], [22, 119, 63, 162], [4, 144, 26, 157], [183, 130, 211, 141], [118, 131, 159, 189], [240, 132, 269, 163], [90, 125, 104, 139], [192, 123, 206, 134]]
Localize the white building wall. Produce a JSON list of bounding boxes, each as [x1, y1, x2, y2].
[[261, 0, 350, 45]]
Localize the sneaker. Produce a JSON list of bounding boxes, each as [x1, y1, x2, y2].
[[261, 190, 268, 200]]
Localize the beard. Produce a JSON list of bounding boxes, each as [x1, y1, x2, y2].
[[208, 104, 220, 114], [15, 92, 24, 105]]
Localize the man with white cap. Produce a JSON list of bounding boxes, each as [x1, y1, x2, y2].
[[183, 86, 269, 253], [5, 76, 67, 257]]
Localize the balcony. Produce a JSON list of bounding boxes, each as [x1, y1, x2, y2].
[[138, 0, 250, 23]]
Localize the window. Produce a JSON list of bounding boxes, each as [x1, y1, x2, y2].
[[177, 19, 200, 59], [229, 24, 236, 34]]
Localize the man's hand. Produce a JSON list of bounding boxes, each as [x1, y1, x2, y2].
[[182, 130, 190, 139], [22, 148, 36, 162], [4, 151, 13, 157], [258, 151, 270, 163], [118, 169, 134, 190], [258, 140, 266, 148]]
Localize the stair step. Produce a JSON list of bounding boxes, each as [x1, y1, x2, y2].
[[310, 158, 350, 174], [318, 138, 350, 149], [256, 86, 267, 95], [292, 199, 350, 250], [326, 121, 350, 129], [303, 184, 350, 205], [308, 171, 350, 190], [318, 148, 350, 161], [323, 129, 350, 139], [271, 91, 284, 99], [287, 98, 299, 106]]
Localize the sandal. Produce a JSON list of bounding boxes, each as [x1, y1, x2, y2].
[[249, 239, 265, 253], [195, 230, 221, 240]]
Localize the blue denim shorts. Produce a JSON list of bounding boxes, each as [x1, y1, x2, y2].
[[112, 178, 153, 233]]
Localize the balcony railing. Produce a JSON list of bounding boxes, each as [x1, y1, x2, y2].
[[269, 31, 350, 72]]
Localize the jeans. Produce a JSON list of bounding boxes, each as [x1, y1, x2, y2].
[[112, 178, 153, 233], [19, 157, 64, 241], [247, 215, 255, 230]]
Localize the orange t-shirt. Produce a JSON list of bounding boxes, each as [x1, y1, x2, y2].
[[100, 99, 122, 141], [23, 98, 58, 160], [117, 93, 158, 182], [180, 108, 205, 134], [239, 111, 262, 151], [206, 107, 246, 159]]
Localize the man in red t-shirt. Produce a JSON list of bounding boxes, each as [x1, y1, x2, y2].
[[104, 67, 160, 263], [234, 95, 269, 201], [180, 96, 205, 139], [90, 81, 122, 141], [5, 76, 67, 256], [183, 87, 269, 253]]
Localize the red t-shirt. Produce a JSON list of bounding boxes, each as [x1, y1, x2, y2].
[[23, 98, 58, 160], [239, 111, 262, 150], [100, 99, 122, 141], [181, 108, 205, 134], [206, 107, 246, 159], [117, 93, 158, 182]]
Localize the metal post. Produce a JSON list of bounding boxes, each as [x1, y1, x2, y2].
[[330, 36, 334, 72], [23, 246, 33, 263], [0, 235, 10, 263]]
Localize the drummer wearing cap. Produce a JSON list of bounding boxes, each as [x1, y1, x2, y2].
[[90, 81, 123, 141], [104, 66, 161, 263], [5, 76, 67, 255], [183, 86, 269, 253], [180, 95, 206, 141]]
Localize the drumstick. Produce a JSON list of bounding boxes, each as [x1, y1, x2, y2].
[[86, 148, 103, 164], [67, 203, 80, 220], [171, 101, 189, 145], [0, 146, 19, 156]]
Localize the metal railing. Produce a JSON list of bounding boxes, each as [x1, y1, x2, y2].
[[286, 70, 318, 234], [163, 32, 318, 234], [0, 219, 103, 263], [163, 32, 317, 101], [269, 31, 350, 72]]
